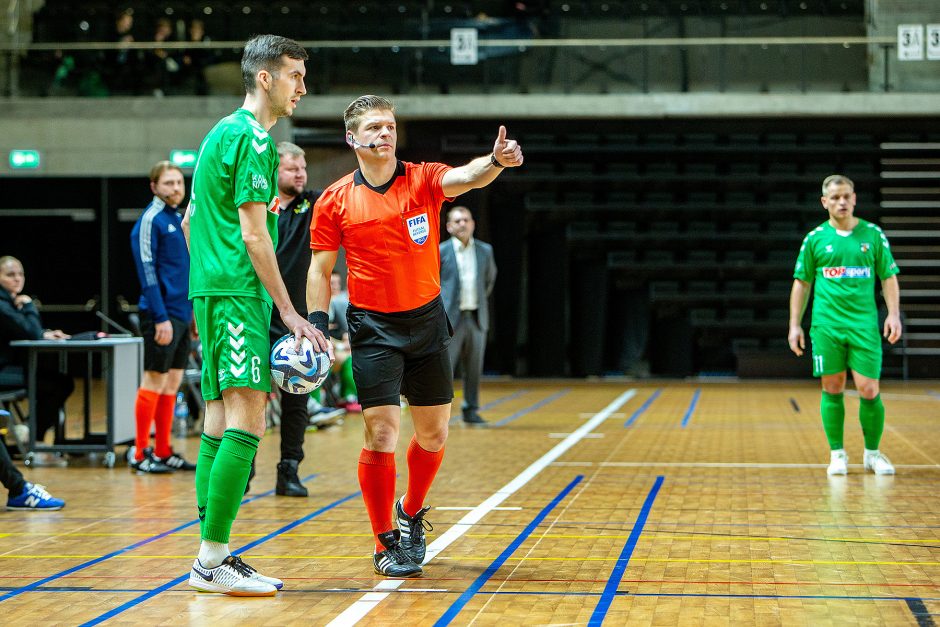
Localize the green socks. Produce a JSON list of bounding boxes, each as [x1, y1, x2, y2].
[[202, 429, 260, 544], [820, 391, 845, 450], [858, 394, 885, 451], [195, 433, 222, 537], [340, 357, 357, 398]]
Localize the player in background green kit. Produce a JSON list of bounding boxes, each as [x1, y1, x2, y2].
[[181, 35, 332, 597], [788, 175, 902, 477]]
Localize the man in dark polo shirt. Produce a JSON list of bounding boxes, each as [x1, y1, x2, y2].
[[306, 95, 523, 577], [268, 141, 335, 497]]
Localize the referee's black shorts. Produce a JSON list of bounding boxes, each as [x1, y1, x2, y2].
[[140, 312, 192, 373], [347, 296, 454, 410]]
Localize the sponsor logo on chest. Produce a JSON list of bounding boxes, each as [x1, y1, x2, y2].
[[822, 266, 871, 279], [406, 212, 429, 245]]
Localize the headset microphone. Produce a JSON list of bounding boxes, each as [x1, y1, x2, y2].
[[347, 135, 376, 149]]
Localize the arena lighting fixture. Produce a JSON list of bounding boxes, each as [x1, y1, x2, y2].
[[169, 149, 198, 168], [8, 149, 40, 169]]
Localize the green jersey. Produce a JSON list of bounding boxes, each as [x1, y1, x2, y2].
[[188, 108, 279, 303], [793, 218, 899, 329]]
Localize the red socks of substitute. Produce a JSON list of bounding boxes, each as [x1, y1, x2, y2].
[[133, 390, 175, 461], [358, 438, 445, 552]]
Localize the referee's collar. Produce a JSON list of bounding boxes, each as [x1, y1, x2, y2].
[[354, 160, 405, 195]]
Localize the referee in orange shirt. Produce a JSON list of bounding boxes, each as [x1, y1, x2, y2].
[[306, 95, 523, 577]]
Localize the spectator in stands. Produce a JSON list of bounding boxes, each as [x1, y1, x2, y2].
[[788, 174, 902, 477], [1, 411, 65, 511], [440, 206, 497, 425], [107, 9, 141, 95], [129, 161, 196, 474], [0, 256, 74, 445], [145, 18, 181, 96], [181, 19, 213, 96]]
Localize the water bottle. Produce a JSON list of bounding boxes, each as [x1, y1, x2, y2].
[[174, 391, 189, 438]]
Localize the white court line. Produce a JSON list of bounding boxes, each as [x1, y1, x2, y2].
[[326, 388, 637, 627], [436, 506, 522, 511], [552, 461, 940, 469], [550, 432, 605, 439]]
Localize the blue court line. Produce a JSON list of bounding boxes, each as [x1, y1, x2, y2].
[[80, 490, 360, 627], [589, 475, 665, 626], [458, 591, 940, 602], [433, 475, 584, 627], [624, 389, 661, 427], [449, 390, 531, 424], [0, 474, 314, 604], [680, 389, 701, 428], [492, 389, 570, 427], [481, 390, 528, 410]]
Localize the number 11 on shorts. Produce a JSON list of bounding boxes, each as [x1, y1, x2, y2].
[[813, 354, 824, 374]]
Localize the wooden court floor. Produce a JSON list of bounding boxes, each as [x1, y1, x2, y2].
[[1, 380, 939, 626]]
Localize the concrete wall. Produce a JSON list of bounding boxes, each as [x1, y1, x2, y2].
[[868, 0, 940, 92], [3, 92, 940, 176]]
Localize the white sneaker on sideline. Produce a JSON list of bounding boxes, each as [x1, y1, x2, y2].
[[864, 450, 895, 475], [188, 556, 277, 596], [827, 450, 848, 475]]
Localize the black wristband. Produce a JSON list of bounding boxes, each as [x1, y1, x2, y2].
[[490, 153, 504, 168], [307, 310, 329, 336]]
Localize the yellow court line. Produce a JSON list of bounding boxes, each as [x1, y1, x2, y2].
[[1, 555, 939, 566], [1, 532, 938, 544]]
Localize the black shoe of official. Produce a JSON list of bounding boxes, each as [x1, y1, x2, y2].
[[275, 459, 308, 497], [395, 497, 432, 565], [373, 530, 422, 578], [462, 411, 487, 425], [130, 447, 174, 474]]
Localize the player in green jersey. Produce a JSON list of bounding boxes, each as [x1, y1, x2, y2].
[[181, 35, 332, 597], [788, 175, 902, 477]]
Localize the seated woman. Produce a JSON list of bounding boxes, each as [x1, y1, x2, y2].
[[0, 256, 75, 444]]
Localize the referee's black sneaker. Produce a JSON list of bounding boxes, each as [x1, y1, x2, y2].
[[395, 497, 432, 565], [373, 530, 422, 577]]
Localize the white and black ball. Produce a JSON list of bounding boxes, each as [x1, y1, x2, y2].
[[270, 334, 331, 394]]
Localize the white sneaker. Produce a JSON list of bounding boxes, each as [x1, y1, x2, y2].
[[827, 450, 848, 475], [236, 555, 284, 590], [188, 556, 277, 596], [864, 450, 895, 475]]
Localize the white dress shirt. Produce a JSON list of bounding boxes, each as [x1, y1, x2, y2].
[[452, 236, 478, 311]]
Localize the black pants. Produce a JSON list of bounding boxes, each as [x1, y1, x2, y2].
[[0, 432, 26, 497], [0, 365, 75, 443], [279, 389, 307, 463]]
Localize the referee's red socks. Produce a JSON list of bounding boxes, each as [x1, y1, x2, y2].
[[133, 389, 159, 461], [359, 449, 396, 552], [153, 393, 176, 458], [403, 436, 444, 517]]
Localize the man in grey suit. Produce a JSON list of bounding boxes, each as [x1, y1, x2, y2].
[[440, 206, 497, 425]]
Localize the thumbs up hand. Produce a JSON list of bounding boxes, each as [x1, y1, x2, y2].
[[492, 125, 523, 168]]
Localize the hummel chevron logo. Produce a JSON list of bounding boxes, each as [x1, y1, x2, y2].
[[230, 364, 246, 377], [227, 322, 244, 335], [252, 128, 268, 140], [252, 139, 267, 154], [198, 505, 207, 521], [229, 336, 245, 350], [230, 350, 246, 364]]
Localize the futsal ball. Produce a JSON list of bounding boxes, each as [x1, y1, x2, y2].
[[270, 334, 331, 394]]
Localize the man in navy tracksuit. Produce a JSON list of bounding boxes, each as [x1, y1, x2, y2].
[[129, 161, 196, 474]]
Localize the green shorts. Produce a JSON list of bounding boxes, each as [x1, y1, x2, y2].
[[193, 295, 273, 400], [809, 326, 882, 379]]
